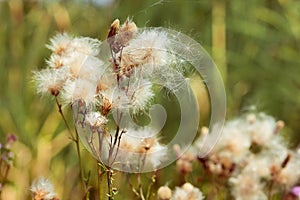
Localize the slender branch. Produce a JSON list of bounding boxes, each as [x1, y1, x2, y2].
[[110, 129, 125, 166], [129, 181, 140, 198], [108, 110, 124, 166], [98, 129, 104, 159], [54, 97, 87, 194], [55, 97, 75, 141], [87, 133, 99, 159], [106, 167, 113, 200], [112, 126, 120, 149]]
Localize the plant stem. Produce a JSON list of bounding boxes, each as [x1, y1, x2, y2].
[[138, 173, 145, 200], [55, 97, 75, 141], [4, 165, 10, 181], [98, 164, 105, 200], [268, 180, 274, 199], [106, 167, 113, 200], [146, 174, 156, 200], [75, 127, 87, 192], [54, 97, 87, 194]]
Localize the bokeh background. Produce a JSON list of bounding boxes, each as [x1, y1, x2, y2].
[[0, 0, 300, 199]]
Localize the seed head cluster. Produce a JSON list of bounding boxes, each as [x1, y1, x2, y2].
[[193, 112, 300, 199], [33, 18, 188, 172]]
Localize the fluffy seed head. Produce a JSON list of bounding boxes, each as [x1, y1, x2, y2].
[[33, 67, 70, 96], [114, 127, 167, 169], [46, 33, 72, 55], [229, 172, 267, 200], [127, 80, 154, 114], [119, 29, 170, 76], [30, 177, 57, 200], [118, 18, 138, 47], [85, 111, 107, 127], [171, 183, 204, 200], [61, 79, 97, 106]]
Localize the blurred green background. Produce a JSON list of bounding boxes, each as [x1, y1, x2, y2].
[[0, 0, 300, 199]]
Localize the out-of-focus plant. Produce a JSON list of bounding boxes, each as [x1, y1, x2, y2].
[[0, 133, 17, 196], [30, 177, 58, 200], [158, 112, 300, 200], [225, 0, 300, 143]]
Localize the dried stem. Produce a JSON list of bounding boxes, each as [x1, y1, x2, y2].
[[54, 97, 87, 195], [106, 167, 113, 200], [55, 97, 75, 141]]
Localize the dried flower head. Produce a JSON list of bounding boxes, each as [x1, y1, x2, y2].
[[107, 19, 120, 48], [33, 67, 70, 97], [118, 18, 138, 47], [118, 29, 170, 78], [46, 33, 72, 56], [230, 172, 267, 200], [125, 79, 154, 114], [157, 186, 172, 200], [34, 32, 103, 105], [62, 79, 97, 106], [273, 153, 300, 187], [30, 177, 57, 200], [171, 182, 204, 200], [247, 113, 277, 146], [85, 111, 107, 128], [173, 145, 196, 176], [113, 127, 167, 170]]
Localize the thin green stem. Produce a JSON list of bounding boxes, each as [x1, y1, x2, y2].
[[146, 174, 156, 200]]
